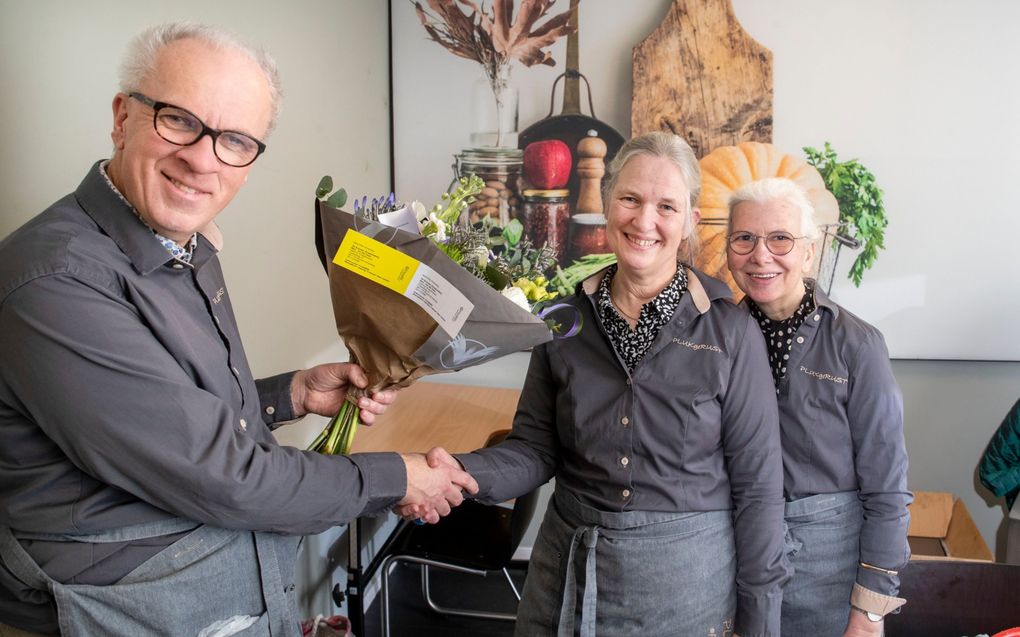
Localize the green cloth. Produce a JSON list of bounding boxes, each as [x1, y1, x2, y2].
[[980, 398, 1020, 509]]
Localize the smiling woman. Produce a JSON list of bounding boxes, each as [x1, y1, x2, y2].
[[725, 177, 911, 635], [439, 131, 790, 636]]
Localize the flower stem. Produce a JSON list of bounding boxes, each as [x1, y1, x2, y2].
[[309, 398, 361, 456]]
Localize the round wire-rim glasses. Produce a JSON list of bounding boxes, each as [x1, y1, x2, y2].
[[727, 231, 807, 256], [128, 92, 266, 167]]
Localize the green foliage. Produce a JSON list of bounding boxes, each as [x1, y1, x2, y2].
[[315, 175, 348, 209], [431, 174, 485, 226], [501, 218, 523, 247], [327, 189, 348, 209], [804, 143, 887, 287], [549, 253, 617, 297], [315, 176, 332, 199]]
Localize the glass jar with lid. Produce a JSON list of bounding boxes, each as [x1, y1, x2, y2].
[[454, 147, 523, 226], [521, 189, 570, 265]]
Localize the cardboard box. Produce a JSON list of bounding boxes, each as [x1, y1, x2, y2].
[[907, 491, 993, 561]]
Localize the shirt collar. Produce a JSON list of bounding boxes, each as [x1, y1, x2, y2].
[[74, 161, 216, 275], [582, 264, 713, 315], [97, 161, 197, 265]]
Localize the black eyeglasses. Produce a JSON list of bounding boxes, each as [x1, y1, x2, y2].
[[727, 231, 806, 256], [128, 92, 266, 167]]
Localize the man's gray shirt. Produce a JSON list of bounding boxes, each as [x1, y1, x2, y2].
[[0, 163, 406, 629]]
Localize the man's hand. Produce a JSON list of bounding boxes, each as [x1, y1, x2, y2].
[[397, 452, 478, 524], [843, 609, 883, 637], [394, 447, 466, 519], [290, 363, 396, 423]]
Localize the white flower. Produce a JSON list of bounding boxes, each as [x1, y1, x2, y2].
[[500, 286, 531, 312], [427, 212, 447, 242], [410, 200, 427, 220]]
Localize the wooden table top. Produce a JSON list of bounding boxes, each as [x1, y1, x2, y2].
[[350, 381, 521, 455]]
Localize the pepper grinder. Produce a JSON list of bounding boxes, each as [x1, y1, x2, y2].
[[575, 130, 608, 215]]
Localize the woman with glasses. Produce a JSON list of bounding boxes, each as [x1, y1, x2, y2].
[[418, 131, 789, 636], [725, 178, 911, 637]]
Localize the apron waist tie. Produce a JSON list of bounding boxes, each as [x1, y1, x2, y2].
[[557, 525, 600, 637]]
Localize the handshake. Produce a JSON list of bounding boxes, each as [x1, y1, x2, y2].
[[396, 447, 475, 524]]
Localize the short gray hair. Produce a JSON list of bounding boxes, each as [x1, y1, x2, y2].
[[602, 131, 701, 263], [727, 177, 820, 241], [118, 22, 282, 135]]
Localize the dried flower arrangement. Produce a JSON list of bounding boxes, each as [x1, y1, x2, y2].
[[412, 0, 576, 145]]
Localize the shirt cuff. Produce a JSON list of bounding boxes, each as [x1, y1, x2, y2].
[[256, 371, 298, 428], [855, 559, 902, 597], [734, 587, 782, 637], [851, 582, 906, 616], [348, 451, 407, 516]]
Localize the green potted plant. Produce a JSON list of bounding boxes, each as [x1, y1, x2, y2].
[[804, 142, 888, 287]]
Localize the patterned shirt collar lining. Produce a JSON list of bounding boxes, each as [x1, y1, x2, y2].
[[97, 161, 197, 265], [596, 263, 688, 371], [748, 281, 816, 389]]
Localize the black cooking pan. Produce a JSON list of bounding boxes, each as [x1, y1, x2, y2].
[[517, 1, 624, 212]]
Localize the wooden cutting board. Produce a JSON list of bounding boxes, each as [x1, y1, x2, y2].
[[631, 0, 773, 158]]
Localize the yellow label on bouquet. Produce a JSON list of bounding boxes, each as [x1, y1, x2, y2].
[[333, 231, 473, 337]]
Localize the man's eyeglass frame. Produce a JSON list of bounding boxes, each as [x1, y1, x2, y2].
[[128, 92, 266, 167]]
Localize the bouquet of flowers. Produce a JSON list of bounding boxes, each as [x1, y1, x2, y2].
[[309, 175, 564, 455]]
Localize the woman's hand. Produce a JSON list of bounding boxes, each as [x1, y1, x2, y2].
[[290, 363, 397, 423], [843, 609, 883, 637]]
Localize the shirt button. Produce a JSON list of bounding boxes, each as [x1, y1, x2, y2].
[[796, 336, 805, 344], [239, 418, 248, 431], [621, 416, 630, 427], [171, 263, 184, 270], [621, 456, 629, 466], [214, 316, 221, 325], [265, 406, 276, 416], [232, 366, 240, 376], [813, 314, 821, 321], [622, 489, 631, 499]]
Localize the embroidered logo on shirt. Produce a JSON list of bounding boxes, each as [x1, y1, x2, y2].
[[671, 337, 722, 353], [211, 288, 226, 304], [798, 365, 848, 384]]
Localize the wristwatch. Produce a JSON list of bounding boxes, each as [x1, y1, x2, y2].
[[854, 606, 883, 622]]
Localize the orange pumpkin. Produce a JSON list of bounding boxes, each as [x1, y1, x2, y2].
[[695, 142, 839, 297]]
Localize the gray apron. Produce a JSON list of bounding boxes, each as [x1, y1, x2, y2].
[[0, 518, 300, 637], [515, 487, 737, 637]]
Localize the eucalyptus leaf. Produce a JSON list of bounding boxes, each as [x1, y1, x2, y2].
[[316, 175, 333, 199], [327, 188, 348, 209]]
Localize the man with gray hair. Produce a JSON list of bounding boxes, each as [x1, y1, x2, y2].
[[0, 22, 476, 636]]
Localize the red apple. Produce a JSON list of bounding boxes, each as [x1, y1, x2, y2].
[[523, 139, 572, 189]]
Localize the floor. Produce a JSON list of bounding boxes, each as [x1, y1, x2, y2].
[[362, 561, 528, 637]]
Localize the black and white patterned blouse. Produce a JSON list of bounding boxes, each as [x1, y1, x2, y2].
[[748, 281, 816, 389], [597, 263, 688, 372]]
